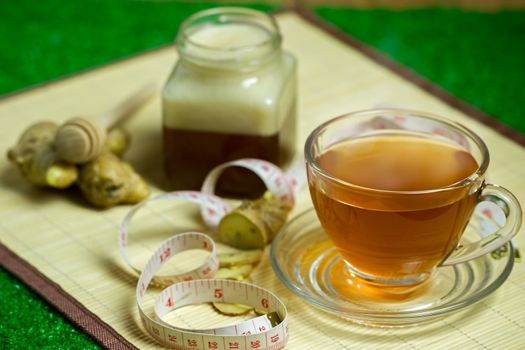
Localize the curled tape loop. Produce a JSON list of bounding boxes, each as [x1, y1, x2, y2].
[[201, 158, 297, 207], [119, 158, 304, 349], [136, 232, 288, 349], [119, 191, 230, 276]]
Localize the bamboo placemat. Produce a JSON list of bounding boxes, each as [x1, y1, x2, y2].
[[1, 11, 524, 349]]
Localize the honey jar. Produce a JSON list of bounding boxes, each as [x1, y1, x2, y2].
[[162, 7, 297, 197]]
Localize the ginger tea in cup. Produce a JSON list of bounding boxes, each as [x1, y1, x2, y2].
[[305, 109, 521, 286]]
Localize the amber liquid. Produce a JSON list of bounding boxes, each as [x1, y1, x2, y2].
[[309, 135, 479, 280], [163, 111, 295, 198]]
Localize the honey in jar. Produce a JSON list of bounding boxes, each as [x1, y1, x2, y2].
[[162, 7, 297, 197]]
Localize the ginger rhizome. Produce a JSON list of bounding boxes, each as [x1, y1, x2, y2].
[[7, 122, 150, 207], [77, 152, 150, 207], [7, 121, 78, 189], [218, 194, 292, 249]]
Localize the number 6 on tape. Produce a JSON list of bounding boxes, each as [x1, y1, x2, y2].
[[137, 232, 289, 349], [119, 157, 302, 349]]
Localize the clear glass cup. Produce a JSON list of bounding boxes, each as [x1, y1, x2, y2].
[[305, 109, 522, 287]]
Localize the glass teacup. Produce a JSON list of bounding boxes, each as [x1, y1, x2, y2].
[[305, 109, 522, 287]]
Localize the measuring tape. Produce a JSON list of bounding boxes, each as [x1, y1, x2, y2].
[[119, 158, 305, 349]]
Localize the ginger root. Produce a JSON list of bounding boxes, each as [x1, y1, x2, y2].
[[103, 128, 130, 157], [77, 152, 150, 207], [218, 194, 292, 249], [7, 122, 78, 189], [8, 121, 149, 207]]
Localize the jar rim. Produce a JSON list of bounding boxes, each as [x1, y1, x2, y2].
[[176, 7, 282, 68]]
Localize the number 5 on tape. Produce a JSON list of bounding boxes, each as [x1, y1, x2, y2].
[[119, 156, 303, 349], [136, 232, 289, 349]]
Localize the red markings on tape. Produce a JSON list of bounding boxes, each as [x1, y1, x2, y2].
[[118, 158, 305, 349]]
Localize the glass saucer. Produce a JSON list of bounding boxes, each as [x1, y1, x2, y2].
[[270, 208, 514, 327]]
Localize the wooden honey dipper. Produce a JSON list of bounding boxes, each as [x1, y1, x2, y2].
[[54, 84, 156, 164]]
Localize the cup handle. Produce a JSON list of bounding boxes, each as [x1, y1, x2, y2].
[[441, 184, 522, 266]]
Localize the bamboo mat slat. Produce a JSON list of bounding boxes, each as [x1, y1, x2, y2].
[[1, 12, 524, 349]]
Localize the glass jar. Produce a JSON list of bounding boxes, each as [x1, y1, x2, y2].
[[162, 7, 297, 197]]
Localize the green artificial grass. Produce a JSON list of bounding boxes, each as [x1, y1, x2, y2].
[[0, 269, 100, 349], [0, 0, 278, 95], [1, 2, 525, 349], [0, 2, 278, 348], [314, 7, 525, 134]]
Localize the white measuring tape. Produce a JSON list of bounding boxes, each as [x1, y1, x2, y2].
[[119, 158, 305, 349]]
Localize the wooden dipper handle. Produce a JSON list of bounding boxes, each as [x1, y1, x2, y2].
[[98, 83, 157, 130], [54, 84, 156, 164]]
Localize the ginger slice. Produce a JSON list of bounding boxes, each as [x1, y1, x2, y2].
[[218, 250, 263, 268], [213, 264, 253, 280], [218, 195, 292, 249], [212, 302, 253, 316]]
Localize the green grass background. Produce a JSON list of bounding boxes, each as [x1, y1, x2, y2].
[[1, 1, 524, 348], [315, 7, 525, 134]]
